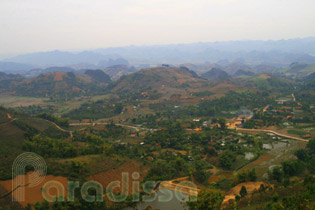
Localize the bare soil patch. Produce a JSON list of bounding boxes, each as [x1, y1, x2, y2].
[[53, 72, 66, 81], [223, 182, 273, 204], [88, 160, 149, 195], [0, 172, 68, 207]]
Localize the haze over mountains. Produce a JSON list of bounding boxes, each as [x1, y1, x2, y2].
[[1, 38, 315, 72], [0, 61, 313, 100], [0, 38, 314, 95]]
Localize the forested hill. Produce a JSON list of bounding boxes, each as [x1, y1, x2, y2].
[[4, 71, 110, 98], [108, 66, 208, 93]]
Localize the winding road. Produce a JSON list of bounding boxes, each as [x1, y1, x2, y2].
[[159, 164, 218, 196]]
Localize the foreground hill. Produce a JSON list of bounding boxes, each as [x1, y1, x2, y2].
[[201, 68, 231, 82], [109, 67, 208, 95], [84, 69, 111, 83], [6, 71, 109, 98], [0, 106, 65, 180]]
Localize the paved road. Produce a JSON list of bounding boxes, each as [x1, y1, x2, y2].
[[70, 122, 158, 131], [71, 122, 309, 143], [236, 128, 309, 142]]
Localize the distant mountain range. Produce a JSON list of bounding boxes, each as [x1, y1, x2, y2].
[[93, 37, 315, 65], [234, 69, 256, 77], [0, 62, 313, 99], [2, 51, 127, 67], [0, 62, 35, 73], [24, 66, 76, 78], [0, 54, 129, 75], [1, 38, 315, 72], [0, 37, 315, 99]]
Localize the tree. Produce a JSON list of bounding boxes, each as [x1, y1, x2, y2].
[[308, 157, 315, 174], [240, 186, 247, 198], [269, 166, 283, 183], [258, 184, 266, 193], [236, 171, 247, 184], [186, 189, 224, 210], [306, 139, 315, 155], [193, 169, 209, 184], [218, 118, 226, 130], [281, 160, 305, 177], [235, 169, 257, 185], [248, 168, 257, 181], [212, 118, 218, 124], [219, 150, 236, 170], [295, 149, 310, 162]]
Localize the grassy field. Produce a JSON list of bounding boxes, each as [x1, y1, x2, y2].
[[0, 95, 48, 107], [53, 94, 113, 115], [239, 140, 307, 179], [0, 94, 113, 116], [49, 154, 125, 176], [0, 111, 9, 123], [287, 129, 310, 137], [0, 122, 25, 180], [15, 117, 52, 131]]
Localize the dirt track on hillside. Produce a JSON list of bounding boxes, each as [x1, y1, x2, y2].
[[223, 182, 273, 203]]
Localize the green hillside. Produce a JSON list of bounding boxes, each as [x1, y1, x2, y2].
[[0, 107, 68, 180], [109, 67, 207, 93], [279, 63, 315, 78], [248, 74, 294, 92], [3, 72, 109, 99]]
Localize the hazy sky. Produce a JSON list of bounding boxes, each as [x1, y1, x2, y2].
[[1, 0, 315, 55]]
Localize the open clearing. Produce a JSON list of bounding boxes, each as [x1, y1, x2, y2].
[[223, 182, 273, 204]]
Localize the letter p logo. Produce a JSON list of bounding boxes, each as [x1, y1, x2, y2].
[[12, 152, 47, 202]]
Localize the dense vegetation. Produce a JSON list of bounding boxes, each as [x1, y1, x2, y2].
[[0, 65, 314, 210], [63, 101, 123, 120]]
